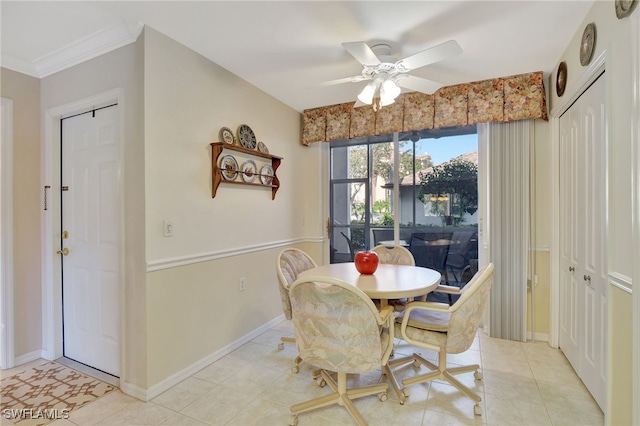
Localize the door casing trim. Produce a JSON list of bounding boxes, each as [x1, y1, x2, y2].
[[42, 88, 125, 386], [1, 97, 14, 369]]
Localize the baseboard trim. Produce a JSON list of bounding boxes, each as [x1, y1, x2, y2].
[[14, 350, 44, 367], [526, 331, 549, 342], [125, 315, 286, 401]]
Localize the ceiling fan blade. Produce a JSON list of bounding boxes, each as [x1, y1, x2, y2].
[[396, 40, 462, 72], [317, 75, 369, 87], [396, 75, 443, 94], [341, 41, 381, 66]]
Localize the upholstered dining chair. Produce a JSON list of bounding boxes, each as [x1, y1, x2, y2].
[[371, 244, 415, 266], [389, 263, 494, 416], [371, 243, 416, 313], [287, 275, 395, 426], [275, 248, 318, 373]]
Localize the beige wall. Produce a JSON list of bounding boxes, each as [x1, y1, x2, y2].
[[527, 118, 552, 338], [527, 251, 550, 337], [4, 24, 325, 394], [142, 27, 323, 387], [608, 285, 633, 426], [549, 1, 636, 422], [40, 41, 147, 390], [0, 68, 42, 359]]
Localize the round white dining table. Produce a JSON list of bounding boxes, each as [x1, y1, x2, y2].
[[297, 263, 441, 303]]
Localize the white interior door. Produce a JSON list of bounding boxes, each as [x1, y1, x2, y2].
[[558, 99, 580, 370], [61, 105, 120, 376], [578, 76, 607, 409], [558, 74, 606, 411]]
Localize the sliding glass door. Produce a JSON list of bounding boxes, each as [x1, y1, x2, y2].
[[329, 127, 479, 288]]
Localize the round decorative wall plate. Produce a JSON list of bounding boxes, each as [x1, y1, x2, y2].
[[237, 124, 257, 150], [615, 0, 638, 19], [556, 61, 567, 97], [242, 160, 258, 183], [257, 141, 269, 153], [260, 164, 274, 185], [219, 127, 234, 144], [218, 155, 239, 180], [580, 23, 596, 66]]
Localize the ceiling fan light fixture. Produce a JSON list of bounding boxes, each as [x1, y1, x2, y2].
[[357, 81, 378, 105], [380, 78, 401, 106]]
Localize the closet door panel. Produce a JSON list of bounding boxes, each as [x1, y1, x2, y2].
[[558, 101, 581, 370], [578, 75, 607, 410]]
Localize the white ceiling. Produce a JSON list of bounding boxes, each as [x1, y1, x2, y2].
[[1, 1, 594, 113]]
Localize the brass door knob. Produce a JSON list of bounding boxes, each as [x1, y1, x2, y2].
[[56, 248, 69, 256]]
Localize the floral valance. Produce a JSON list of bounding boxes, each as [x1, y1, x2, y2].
[[302, 71, 547, 145]]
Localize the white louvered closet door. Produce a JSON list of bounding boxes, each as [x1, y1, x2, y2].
[[558, 73, 607, 412]]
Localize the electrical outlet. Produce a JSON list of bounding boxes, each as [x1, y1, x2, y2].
[[239, 277, 246, 292], [163, 219, 173, 237]]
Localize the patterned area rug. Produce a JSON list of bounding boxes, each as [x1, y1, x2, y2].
[[1, 361, 116, 426]]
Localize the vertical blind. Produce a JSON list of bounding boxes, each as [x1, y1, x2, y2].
[[480, 120, 532, 341]]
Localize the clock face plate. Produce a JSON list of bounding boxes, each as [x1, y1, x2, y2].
[[237, 124, 257, 150]]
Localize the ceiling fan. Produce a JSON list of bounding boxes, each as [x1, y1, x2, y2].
[[321, 40, 462, 109]]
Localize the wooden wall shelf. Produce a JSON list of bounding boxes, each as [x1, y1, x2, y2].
[[210, 142, 283, 199]]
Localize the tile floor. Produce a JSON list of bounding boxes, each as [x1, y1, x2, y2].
[[3, 321, 604, 426]]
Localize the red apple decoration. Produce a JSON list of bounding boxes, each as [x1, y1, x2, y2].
[[354, 250, 379, 275]]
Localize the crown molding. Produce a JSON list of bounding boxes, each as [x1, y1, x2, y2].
[[0, 55, 40, 78], [2, 20, 143, 79]]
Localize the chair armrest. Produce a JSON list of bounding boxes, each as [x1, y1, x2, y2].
[[404, 300, 451, 313], [433, 284, 461, 294], [396, 301, 450, 351]]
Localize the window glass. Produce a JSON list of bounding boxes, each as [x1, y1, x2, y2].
[[329, 128, 479, 289]]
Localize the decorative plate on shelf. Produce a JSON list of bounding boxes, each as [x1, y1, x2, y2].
[[219, 155, 239, 181], [237, 124, 257, 150], [219, 127, 235, 145], [260, 164, 274, 185], [257, 141, 269, 153], [242, 160, 258, 183], [556, 62, 567, 97], [579, 23, 596, 66], [615, 0, 638, 19]]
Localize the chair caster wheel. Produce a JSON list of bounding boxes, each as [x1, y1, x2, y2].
[[474, 404, 482, 416], [289, 415, 298, 426], [291, 366, 299, 374], [278, 343, 284, 350], [474, 370, 483, 380], [378, 392, 388, 402], [317, 378, 326, 387], [402, 388, 410, 398], [413, 360, 420, 368]]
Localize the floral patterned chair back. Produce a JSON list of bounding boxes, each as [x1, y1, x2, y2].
[[392, 263, 494, 416], [443, 263, 493, 353], [372, 244, 415, 266], [276, 249, 317, 320], [289, 276, 393, 374]]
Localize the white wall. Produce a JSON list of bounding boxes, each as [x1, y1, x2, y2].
[[548, 2, 636, 423]]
